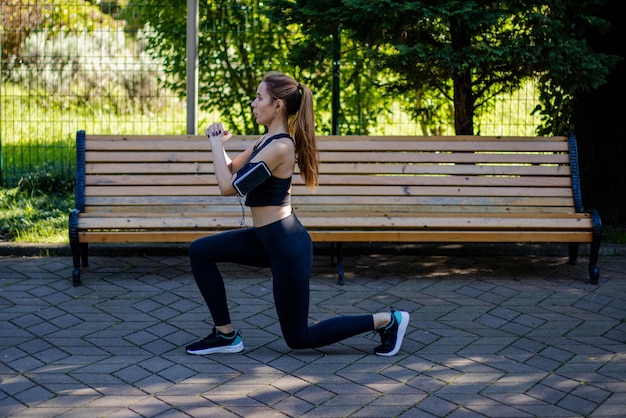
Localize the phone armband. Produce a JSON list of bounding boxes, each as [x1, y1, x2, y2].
[[233, 161, 271, 196]]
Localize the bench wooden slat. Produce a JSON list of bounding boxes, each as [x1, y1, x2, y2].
[[83, 184, 575, 198], [319, 164, 571, 176], [85, 150, 571, 165], [295, 206, 576, 215], [294, 195, 574, 206], [87, 139, 211, 151], [309, 230, 594, 243], [84, 195, 239, 205], [84, 174, 573, 188], [83, 205, 576, 217], [80, 202, 576, 216], [319, 140, 570, 152], [77, 214, 591, 230], [84, 151, 210, 163], [86, 162, 214, 174], [81, 207, 574, 218], [85, 185, 221, 196], [83, 194, 575, 208], [78, 230, 593, 244], [318, 152, 570, 164], [313, 175, 572, 187], [86, 175, 214, 186], [86, 162, 571, 176], [297, 185, 574, 197]]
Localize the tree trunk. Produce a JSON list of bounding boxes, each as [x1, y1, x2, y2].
[[450, 19, 474, 135], [454, 71, 474, 135]]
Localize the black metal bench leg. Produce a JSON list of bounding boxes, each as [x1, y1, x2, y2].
[[588, 209, 602, 285], [336, 243, 345, 285], [69, 209, 82, 287], [81, 243, 89, 268], [568, 242, 579, 265]]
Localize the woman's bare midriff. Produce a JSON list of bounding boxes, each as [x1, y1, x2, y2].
[[250, 205, 293, 228]]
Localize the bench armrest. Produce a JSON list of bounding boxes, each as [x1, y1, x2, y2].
[[75, 130, 86, 213]]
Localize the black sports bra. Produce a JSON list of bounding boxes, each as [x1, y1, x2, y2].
[[241, 133, 294, 207]]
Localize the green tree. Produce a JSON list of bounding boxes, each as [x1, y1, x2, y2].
[[335, 0, 618, 135]]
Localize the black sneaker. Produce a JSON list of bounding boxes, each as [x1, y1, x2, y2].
[[186, 327, 244, 355], [374, 308, 410, 356]]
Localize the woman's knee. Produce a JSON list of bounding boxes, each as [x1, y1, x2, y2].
[[189, 236, 217, 260], [188, 239, 204, 263], [281, 325, 312, 349], [189, 237, 203, 252], [283, 334, 309, 350]]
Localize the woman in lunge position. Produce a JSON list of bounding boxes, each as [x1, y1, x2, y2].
[[186, 71, 409, 356]]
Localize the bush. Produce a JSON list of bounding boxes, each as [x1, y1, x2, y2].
[[0, 168, 73, 243], [17, 166, 74, 196]]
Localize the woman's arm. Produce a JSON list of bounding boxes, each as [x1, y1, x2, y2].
[[210, 136, 254, 196]]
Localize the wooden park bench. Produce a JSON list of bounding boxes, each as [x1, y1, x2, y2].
[[69, 130, 601, 287]]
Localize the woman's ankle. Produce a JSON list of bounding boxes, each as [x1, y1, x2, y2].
[[373, 312, 392, 330], [217, 324, 234, 334]]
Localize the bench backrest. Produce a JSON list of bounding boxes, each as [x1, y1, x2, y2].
[[76, 132, 582, 217]]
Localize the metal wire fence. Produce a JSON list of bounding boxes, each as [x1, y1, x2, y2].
[[0, 1, 541, 187]]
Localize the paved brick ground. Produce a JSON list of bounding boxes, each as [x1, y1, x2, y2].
[[1, 248, 625, 417]]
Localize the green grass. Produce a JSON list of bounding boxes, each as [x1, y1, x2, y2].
[[0, 171, 73, 243]]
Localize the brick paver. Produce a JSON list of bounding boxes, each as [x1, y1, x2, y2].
[[1, 247, 625, 417]]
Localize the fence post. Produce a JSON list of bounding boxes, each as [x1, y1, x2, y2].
[[332, 25, 340, 135], [0, 11, 3, 186], [187, 0, 199, 135]]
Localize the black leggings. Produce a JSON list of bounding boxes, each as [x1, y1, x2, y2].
[[189, 213, 374, 349]]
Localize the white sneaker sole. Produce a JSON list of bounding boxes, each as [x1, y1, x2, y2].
[[376, 311, 410, 357], [186, 341, 244, 355]]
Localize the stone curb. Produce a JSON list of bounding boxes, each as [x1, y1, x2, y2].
[[1, 241, 624, 257]]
